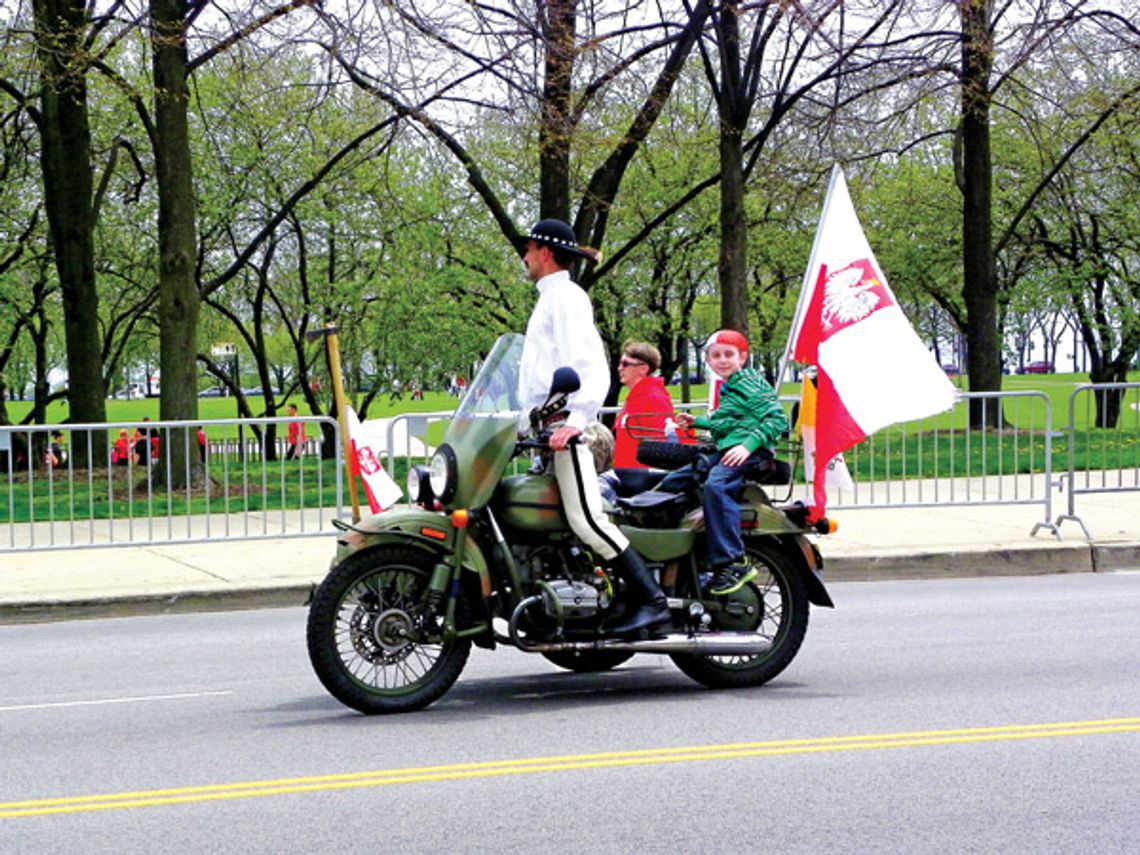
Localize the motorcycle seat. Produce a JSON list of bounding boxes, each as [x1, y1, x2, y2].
[[743, 456, 792, 485], [607, 467, 668, 498], [614, 489, 688, 513]]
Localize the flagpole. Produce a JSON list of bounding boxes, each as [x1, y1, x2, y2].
[[774, 164, 845, 394], [310, 322, 362, 522]]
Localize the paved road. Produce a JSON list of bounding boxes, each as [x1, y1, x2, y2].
[[2, 573, 1138, 853]]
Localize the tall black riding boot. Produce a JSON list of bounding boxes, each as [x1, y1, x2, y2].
[[609, 547, 671, 637]]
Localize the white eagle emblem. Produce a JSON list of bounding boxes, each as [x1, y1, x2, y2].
[[821, 263, 881, 330]]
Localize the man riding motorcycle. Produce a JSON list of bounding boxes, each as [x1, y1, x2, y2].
[[518, 218, 669, 637]]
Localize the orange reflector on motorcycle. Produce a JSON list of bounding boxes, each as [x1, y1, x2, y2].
[[450, 509, 470, 529], [420, 527, 448, 541]]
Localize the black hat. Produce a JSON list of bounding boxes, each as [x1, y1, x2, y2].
[[526, 219, 594, 259]]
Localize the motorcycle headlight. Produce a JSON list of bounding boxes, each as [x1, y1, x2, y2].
[[428, 444, 458, 504], [406, 464, 432, 504]]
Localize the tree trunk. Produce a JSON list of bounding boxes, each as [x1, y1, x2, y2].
[[539, 0, 575, 221], [715, 1, 749, 336], [958, 0, 1002, 427], [151, 0, 200, 486], [32, 0, 106, 464], [719, 125, 749, 336]]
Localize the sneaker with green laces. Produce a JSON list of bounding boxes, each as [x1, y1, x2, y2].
[[707, 563, 758, 595]]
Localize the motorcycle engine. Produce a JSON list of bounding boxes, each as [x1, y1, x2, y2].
[[513, 543, 612, 619], [541, 579, 601, 618]]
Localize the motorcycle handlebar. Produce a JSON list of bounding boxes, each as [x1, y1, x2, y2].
[[515, 432, 580, 454]]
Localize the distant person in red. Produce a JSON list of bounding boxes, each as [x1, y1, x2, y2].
[[612, 341, 677, 469], [112, 430, 131, 465], [285, 404, 306, 460]]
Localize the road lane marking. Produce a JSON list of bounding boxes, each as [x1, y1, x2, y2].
[[0, 690, 232, 713], [3, 716, 1138, 818]]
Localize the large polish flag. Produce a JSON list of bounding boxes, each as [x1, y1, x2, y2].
[[345, 407, 404, 513], [789, 166, 956, 519]]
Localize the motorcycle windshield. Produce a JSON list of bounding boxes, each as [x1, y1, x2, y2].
[[454, 333, 525, 419]]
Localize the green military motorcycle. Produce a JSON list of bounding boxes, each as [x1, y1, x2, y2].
[[306, 334, 834, 714]]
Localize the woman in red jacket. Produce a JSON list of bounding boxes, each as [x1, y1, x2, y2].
[[612, 341, 675, 469]]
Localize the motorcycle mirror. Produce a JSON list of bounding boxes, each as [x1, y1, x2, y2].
[[550, 366, 580, 396]]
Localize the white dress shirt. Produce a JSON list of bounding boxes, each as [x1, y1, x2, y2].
[[517, 270, 609, 431]]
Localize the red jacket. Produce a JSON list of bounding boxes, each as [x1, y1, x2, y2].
[[613, 376, 675, 469]]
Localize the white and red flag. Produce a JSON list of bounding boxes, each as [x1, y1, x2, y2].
[[345, 407, 404, 513], [788, 166, 956, 519]]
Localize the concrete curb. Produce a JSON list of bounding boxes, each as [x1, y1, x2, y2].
[[1091, 543, 1140, 572], [825, 543, 1097, 581]]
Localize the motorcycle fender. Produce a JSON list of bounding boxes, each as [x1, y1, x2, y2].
[[789, 534, 834, 608], [621, 526, 695, 562], [331, 508, 491, 594], [741, 503, 803, 535]]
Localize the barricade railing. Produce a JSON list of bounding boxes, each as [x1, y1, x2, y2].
[[17, 384, 1139, 552], [0, 416, 343, 552], [376, 394, 1059, 534], [1056, 382, 1140, 539], [383, 411, 454, 479], [780, 391, 1058, 537]]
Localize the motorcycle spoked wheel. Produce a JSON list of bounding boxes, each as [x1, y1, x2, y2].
[[542, 650, 635, 673], [306, 545, 471, 714], [670, 541, 809, 689]]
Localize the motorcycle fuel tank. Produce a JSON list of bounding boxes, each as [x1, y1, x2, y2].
[[494, 473, 570, 532]]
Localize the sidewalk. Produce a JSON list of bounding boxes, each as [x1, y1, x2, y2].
[[2, 490, 1138, 624]]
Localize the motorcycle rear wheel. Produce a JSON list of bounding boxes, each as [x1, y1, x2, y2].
[[306, 545, 471, 714], [542, 650, 635, 673], [670, 541, 808, 688]]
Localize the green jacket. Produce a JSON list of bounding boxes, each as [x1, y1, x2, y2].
[[695, 368, 788, 454]]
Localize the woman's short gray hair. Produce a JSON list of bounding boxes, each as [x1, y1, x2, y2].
[[621, 340, 661, 373]]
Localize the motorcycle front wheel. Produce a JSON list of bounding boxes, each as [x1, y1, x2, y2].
[[306, 545, 471, 714], [670, 541, 809, 689]]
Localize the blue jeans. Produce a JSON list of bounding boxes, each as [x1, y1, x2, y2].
[[658, 449, 769, 569]]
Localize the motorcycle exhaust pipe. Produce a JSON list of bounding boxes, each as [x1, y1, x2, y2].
[[601, 633, 770, 661], [548, 633, 772, 656], [507, 595, 772, 656]]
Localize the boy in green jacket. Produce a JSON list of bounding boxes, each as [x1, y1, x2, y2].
[[673, 329, 788, 594]]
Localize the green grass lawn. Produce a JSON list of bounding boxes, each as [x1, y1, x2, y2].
[[0, 454, 425, 525], [10, 371, 1133, 434], [3, 390, 463, 439]]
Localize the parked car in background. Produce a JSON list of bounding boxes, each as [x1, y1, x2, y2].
[[198, 387, 227, 397], [1017, 361, 1054, 374]]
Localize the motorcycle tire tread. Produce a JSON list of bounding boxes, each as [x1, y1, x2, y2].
[[306, 544, 472, 714]]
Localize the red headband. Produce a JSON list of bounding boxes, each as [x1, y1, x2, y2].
[[707, 329, 749, 357]]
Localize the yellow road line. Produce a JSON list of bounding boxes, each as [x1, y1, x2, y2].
[[3, 717, 1138, 819]]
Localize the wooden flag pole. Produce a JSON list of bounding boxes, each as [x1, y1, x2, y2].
[[310, 323, 361, 522]]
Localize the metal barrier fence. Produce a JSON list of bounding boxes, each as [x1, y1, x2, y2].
[[784, 390, 1059, 536], [384, 412, 450, 479], [0, 416, 342, 552], [382, 393, 1059, 533], [1056, 382, 1140, 539], [20, 381, 1140, 552]]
